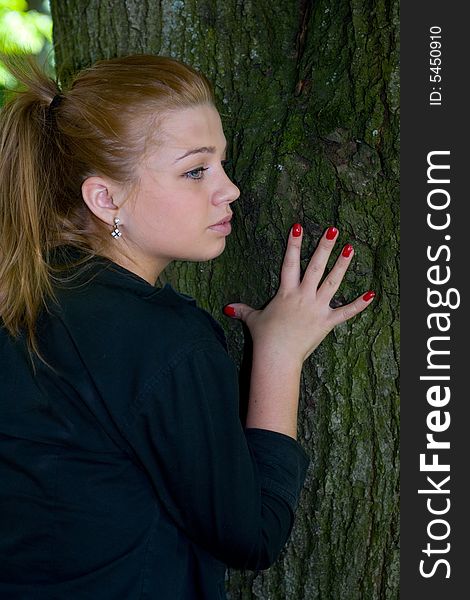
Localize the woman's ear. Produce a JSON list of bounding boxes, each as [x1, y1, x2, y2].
[[81, 176, 120, 226]]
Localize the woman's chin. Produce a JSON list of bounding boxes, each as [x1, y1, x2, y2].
[[169, 237, 228, 264], [192, 239, 227, 262]]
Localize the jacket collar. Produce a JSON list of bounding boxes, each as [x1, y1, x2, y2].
[[49, 246, 197, 305]]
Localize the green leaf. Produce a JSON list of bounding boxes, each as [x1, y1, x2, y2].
[[0, 5, 52, 54], [0, 61, 18, 87], [28, 11, 52, 40], [0, 1, 28, 12]]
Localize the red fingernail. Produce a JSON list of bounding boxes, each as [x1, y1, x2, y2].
[[223, 305, 237, 317], [342, 243, 353, 258], [363, 291, 376, 302], [292, 223, 302, 237], [326, 226, 338, 240]]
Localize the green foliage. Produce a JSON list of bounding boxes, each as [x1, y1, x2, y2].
[[0, 1, 53, 88]]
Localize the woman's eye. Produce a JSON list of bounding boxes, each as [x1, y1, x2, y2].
[[184, 160, 232, 181], [184, 167, 209, 181]]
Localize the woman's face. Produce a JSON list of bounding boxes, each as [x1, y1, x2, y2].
[[116, 103, 240, 283]]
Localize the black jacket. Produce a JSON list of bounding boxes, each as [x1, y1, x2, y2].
[[0, 250, 310, 599]]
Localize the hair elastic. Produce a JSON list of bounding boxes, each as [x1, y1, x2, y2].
[[49, 94, 63, 111]]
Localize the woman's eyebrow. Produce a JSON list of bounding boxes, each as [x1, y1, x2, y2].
[[174, 141, 227, 162]]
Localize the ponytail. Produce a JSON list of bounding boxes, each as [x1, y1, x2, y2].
[[0, 54, 63, 357]]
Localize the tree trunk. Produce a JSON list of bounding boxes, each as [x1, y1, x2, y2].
[[50, 1, 399, 598]]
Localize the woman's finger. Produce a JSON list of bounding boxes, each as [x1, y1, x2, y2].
[[279, 223, 303, 291], [328, 290, 376, 328], [222, 302, 260, 327], [316, 243, 354, 303], [302, 226, 339, 289]]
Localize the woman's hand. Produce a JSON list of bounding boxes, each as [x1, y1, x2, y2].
[[224, 224, 375, 365]]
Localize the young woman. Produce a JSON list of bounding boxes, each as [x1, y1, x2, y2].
[[0, 54, 375, 599]]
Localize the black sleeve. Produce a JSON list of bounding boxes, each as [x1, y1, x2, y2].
[[120, 339, 310, 570]]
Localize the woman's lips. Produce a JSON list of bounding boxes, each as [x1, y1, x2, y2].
[[208, 215, 232, 235], [208, 221, 232, 235]]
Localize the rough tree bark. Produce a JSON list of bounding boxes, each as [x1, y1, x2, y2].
[[50, 1, 399, 598]]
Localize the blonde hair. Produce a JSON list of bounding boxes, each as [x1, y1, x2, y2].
[[0, 53, 215, 357]]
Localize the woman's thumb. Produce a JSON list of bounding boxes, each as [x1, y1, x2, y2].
[[222, 303, 257, 323]]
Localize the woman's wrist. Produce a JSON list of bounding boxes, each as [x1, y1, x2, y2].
[[251, 339, 304, 372], [247, 342, 303, 440]]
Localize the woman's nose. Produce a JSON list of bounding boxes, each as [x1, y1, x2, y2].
[[227, 180, 240, 204], [213, 172, 240, 205]]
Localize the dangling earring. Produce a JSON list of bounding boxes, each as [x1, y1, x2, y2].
[[111, 217, 122, 238]]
